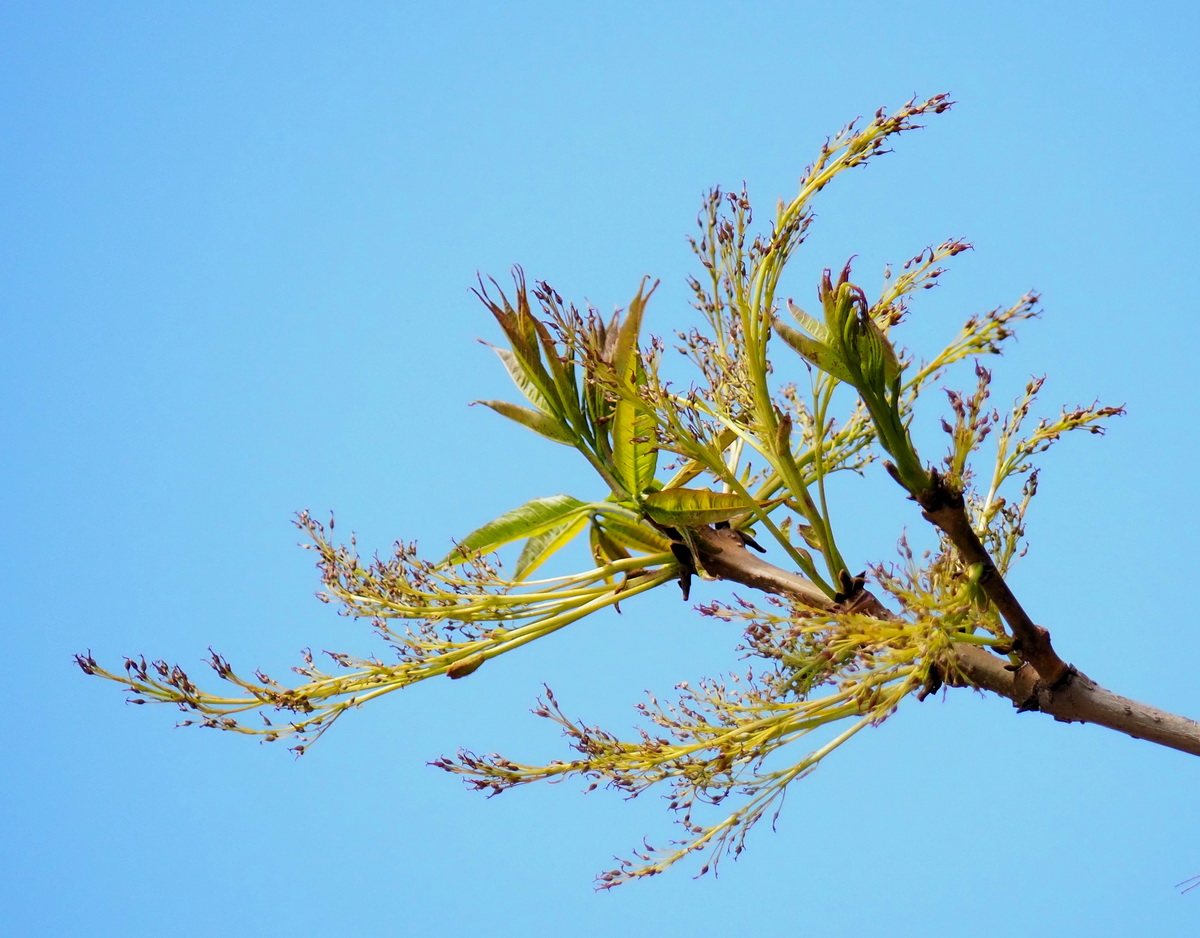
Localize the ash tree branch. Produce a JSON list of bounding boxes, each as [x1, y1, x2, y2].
[[914, 469, 1069, 684], [950, 645, 1200, 756], [688, 523, 1200, 758]]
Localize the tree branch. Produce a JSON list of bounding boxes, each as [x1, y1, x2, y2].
[[690, 525, 831, 607], [689, 523, 1200, 758], [949, 645, 1200, 756], [914, 470, 1069, 684]]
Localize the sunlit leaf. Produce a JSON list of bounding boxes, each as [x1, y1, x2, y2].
[[612, 378, 658, 498], [514, 512, 590, 580], [785, 301, 829, 342], [473, 399, 576, 444], [589, 521, 630, 571], [480, 284, 544, 377], [611, 279, 655, 380], [441, 494, 587, 565], [642, 487, 753, 527], [485, 344, 557, 414], [772, 317, 855, 384], [593, 511, 672, 554], [605, 281, 660, 500]]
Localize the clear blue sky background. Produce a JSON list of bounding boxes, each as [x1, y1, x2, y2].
[[6, 3, 1200, 935]]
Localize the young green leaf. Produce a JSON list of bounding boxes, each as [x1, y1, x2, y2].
[[475, 274, 565, 420], [603, 281, 660, 500], [473, 399, 576, 445], [772, 317, 854, 384], [785, 301, 829, 343], [642, 487, 753, 527], [611, 377, 659, 498], [514, 513, 590, 579], [592, 511, 672, 554], [441, 494, 588, 565], [485, 344, 557, 414], [611, 279, 656, 381]]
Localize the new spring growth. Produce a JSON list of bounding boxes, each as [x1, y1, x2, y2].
[[77, 95, 1138, 888], [773, 263, 895, 389], [774, 262, 930, 494], [819, 264, 901, 393]]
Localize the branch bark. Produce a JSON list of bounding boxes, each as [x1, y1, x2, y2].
[[914, 471, 1069, 684], [689, 524, 1200, 758]]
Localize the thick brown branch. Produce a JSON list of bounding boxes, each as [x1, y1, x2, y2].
[[690, 525, 832, 607], [915, 471, 1069, 684], [950, 645, 1200, 756], [687, 523, 1200, 758]]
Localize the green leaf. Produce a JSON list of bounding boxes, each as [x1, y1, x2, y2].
[[852, 313, 902, 388], [795, 522, 824, 551], [593, 511, 672, 554], [611, 375, 659, 499], [772, 317, 855, 384], [603, 280, 661, 500], [514, 513, 590, 580], [474, 272, 566, 421], [611, 279, 655, 380], [441, 495, 587, 565], [484, 301, 551, 396], [486, 344, 558, 415], [589, 521, 630, 568], [642, 487, 753, 527], [473, 399, 576, 444], [786, 301, 829, 343]]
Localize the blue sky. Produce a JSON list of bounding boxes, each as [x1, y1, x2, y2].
[[6, 2, 1200, 935]]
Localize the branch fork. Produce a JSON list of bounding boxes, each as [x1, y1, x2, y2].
[[674, 510, 1200, 758]]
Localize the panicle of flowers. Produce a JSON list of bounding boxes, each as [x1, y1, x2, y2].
[[72, 642, 386, 753], [683, 186, 769, 424], [298, 511, 510, 629], [905, 291, 1041, 399], [438, 643, 924, 888], [74, 510, 678, 750], [940, 360, 995, 490], [988, 380, 1124, 497], [934, 365, 1124, 573], [873, 533, 1006, 646], [878, 239, 974, 328]]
